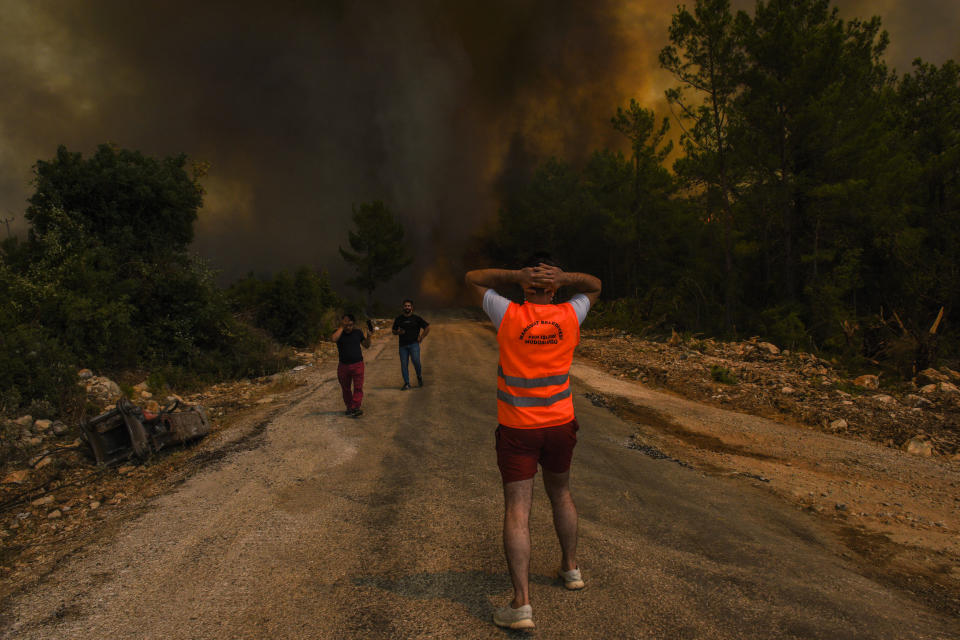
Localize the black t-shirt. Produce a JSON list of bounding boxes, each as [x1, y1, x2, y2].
[[336, 329, 366, 364], [392, 314, 429, 346]]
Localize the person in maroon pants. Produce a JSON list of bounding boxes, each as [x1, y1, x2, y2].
[[466, 257, 601, 631], [331, 314, 371, 417]]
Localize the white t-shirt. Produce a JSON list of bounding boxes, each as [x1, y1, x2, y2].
[[483, 289, 591, 330]]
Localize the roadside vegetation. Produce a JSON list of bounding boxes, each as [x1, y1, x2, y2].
[[0, 145, 345, 428], [0, 136, 417, 482], [479, 0, 960, 381]]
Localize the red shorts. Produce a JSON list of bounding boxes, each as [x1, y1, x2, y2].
[[495, 419, 579, 483]]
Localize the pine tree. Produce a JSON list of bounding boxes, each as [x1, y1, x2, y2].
[[339, 201, 413, 306]]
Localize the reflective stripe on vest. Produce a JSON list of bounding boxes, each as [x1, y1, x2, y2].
[[497, 387, 572, 407], [497, 365, 569, 389]]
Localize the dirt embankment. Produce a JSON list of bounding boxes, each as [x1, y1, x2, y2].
[[578, 329, 960, 457]]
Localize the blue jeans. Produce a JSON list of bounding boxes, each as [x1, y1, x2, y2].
[[398, 342, 422, 385]]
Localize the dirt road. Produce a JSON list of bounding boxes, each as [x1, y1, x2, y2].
[[2, 315, 957, 639]]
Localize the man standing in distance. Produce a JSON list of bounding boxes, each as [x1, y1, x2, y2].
[[465, 258, 601, 631], [392, 299, 430, 390], [331, 313, 371, 417]]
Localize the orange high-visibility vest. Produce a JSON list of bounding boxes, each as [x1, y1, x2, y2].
[[496, 301, 580, 428]]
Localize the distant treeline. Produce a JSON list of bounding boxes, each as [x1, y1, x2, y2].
[[481, 0, 959, 371], [0, 145, 344, 418]]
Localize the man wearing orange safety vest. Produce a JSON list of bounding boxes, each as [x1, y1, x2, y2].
[[466, 256, 601, 631]]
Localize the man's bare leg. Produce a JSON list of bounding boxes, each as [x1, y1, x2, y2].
[[503, 478, 534, 608], [543, 469, 578, 572]]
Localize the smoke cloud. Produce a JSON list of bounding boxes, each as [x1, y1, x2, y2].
[[0, 0, 956, 303]]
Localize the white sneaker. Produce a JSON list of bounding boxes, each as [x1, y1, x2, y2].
[[558, 567, 585, 590], [492, 604, 535, 630]]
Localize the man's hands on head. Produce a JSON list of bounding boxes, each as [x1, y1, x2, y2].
[[532, 263, 563, 289], [519, 263, 563, 297], [516, 267, 537, 295], [466, 265, 601, 305], [467, 265, 562, 301]]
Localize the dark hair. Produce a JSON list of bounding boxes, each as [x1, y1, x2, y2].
[[343, 313, 356, 322], [523, 251, 560, 270], [402, 299, 414, 306]]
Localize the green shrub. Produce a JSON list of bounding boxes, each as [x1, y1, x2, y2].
[[25, 399, 57, 420], [318, 308, 342, 338], [760, 305, 811, 351], [834, 380, 867, 396], [147, 320, 297, 393], [583, 298, 649, 334], [219, 320, 297, 378], [0, 419, 24, 468], [710, 365, 738, 385], [227, 268, 342, 347], [0, 323, 83, 416], [146, 369, 169, 396], [146, 365, 203, 393]]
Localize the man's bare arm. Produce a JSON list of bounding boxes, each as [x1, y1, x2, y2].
[[529, 264, 601, 305], [558, 271, 602, 306], [467, 265, 601, 305], [418, 325, 430, 342], [464, 268, 535, 304]]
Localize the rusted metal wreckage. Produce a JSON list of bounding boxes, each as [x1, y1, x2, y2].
[[81, 398, 210, 466]]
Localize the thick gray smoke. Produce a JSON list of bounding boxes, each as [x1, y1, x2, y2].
[[0, 0, 956, 303]]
